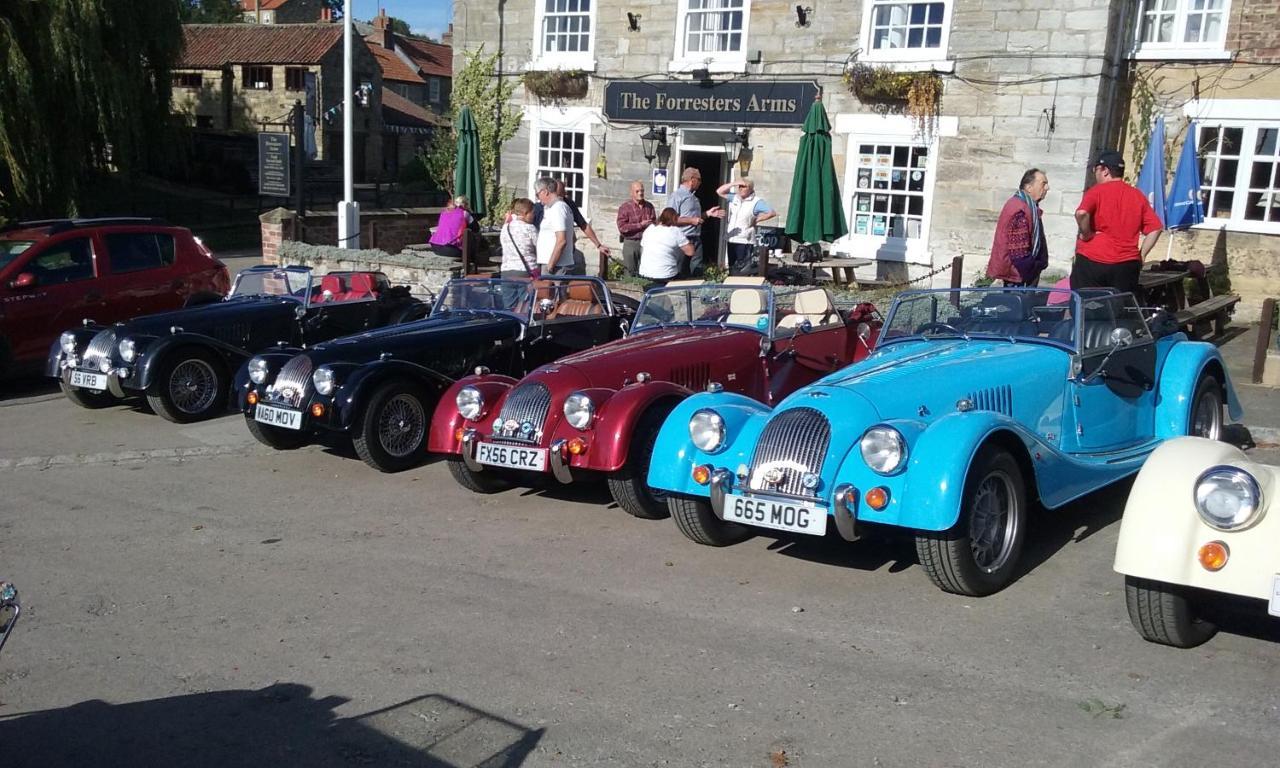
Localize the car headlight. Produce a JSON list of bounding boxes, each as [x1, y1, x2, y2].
[[689, 409, 725, 453], [1195, 466, 1263, 531], [456, 385, 484, 420], [118, 338, 138, 363], [564, 392, 595, 430], [248, 357, 270, 385], [60, 331, 77, 355], [861, 426, 906, 475], [312, 366, 337, 396]]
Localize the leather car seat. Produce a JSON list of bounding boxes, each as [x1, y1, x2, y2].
[[346, 272, 376, 301], [726, 288, 768, 329], [963, 292, 1036, 336], [549, 283, 601, 318], [318, 275, 345, 303], [778, 288, 835, 329]]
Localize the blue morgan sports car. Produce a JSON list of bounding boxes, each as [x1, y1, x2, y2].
[[647, 287, 1241, 596]]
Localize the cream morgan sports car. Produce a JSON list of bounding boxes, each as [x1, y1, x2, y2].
[[1114, 437, 1278, 648]]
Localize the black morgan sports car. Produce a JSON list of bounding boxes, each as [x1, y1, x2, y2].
[[238, 276, 632, 472], [49, 265, 428, 422]]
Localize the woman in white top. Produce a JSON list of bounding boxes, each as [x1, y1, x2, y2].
[[500, 197, 539, 278], [639, 207, 695, 286]]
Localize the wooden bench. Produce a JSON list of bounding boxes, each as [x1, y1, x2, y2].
[[1175, 293, 1241, 337]]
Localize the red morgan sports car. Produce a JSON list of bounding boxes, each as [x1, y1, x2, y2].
[[429, 278, 881, 518]]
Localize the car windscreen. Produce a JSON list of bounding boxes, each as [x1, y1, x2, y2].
[[0, 239, 35, 271], [880, 288, 1079, 348], [230, 268, 311, 300], [633, 285, 771, 333], [434, 279, 535, 317]]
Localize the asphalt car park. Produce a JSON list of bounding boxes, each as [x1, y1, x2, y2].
[[2, 378, 1279, 768]]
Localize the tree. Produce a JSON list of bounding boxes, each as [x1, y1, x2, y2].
[[0, 1, 184, 218], [179, 0, 242, 23], [387, 16, 411, 36], [417, 46, 520, 223]]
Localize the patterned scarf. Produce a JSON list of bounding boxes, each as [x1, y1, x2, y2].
[[1016, 189, 1042, 261]]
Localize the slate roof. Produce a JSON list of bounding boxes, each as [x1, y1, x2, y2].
[[179, 24, 342, 68]]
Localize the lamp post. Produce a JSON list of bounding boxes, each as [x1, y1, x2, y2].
[[337, 0, 359, 249]]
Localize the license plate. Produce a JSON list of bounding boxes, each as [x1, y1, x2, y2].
[[1269, 575, 1280, 618], [254, 403, 303, 430], [69, 370, 107, 391], [475, 441, 548, 472], [723, 492, 828, 536]]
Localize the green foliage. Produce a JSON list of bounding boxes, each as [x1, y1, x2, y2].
[[0, 0, 184, 217], [416, 46, 522, 225], [702, 265, 729, 283], [521, 70, 589, 101], [387, 16, 411, 36], [605, 257, 628, 281], [179, 0, 242, 23], [844, 63, 942, 135]]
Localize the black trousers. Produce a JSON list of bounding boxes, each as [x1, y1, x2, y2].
[[1069, 254, 1142, 294], [430, 243, 462, 259]]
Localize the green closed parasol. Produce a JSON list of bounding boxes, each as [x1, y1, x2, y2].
[[453, 106, 486, 219], [785, 98, 847, 245]]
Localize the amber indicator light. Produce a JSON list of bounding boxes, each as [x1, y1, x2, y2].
[[865, 487, 890, 510], [691, 465, 711, 485], [1198, 541, 1229, 571]]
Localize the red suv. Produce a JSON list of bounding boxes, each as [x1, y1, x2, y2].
[[0, 218, 229, 377]]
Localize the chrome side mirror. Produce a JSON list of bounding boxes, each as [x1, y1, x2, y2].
[[538, 298, 555, 315], [1110, 327, 1133, 347], [294, 304, 307, 320], [798, 319, 813, 334]]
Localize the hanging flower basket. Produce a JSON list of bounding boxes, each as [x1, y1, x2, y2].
[[522, 69, 589, 101], [844, 63, 942, 135]]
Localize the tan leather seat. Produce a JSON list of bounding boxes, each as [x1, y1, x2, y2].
[[778, 288, 836, 329], [724, 276, 767, 285], [549, 283, 602, 318], [726, 288, 768, 329]]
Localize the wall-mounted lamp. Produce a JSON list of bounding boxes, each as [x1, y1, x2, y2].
[[641, 125, 670, 170], [627, 12, 641, 32], [722, 128, 751, 175], [737, 144, 754, 176], [795, 5, 812, 27]]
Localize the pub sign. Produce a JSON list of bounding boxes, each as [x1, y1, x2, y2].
[[604, 80, 818, 127]]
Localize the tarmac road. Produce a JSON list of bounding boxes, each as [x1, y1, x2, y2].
[[1, 387, 1278, 768]]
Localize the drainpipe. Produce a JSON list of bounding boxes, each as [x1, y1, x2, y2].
[[494, 0, 507, 209], [1100, 0, 1135, 151]]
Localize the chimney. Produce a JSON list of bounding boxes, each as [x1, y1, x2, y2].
[[320, 7, 331, 22], [441, 23, 453, 46]]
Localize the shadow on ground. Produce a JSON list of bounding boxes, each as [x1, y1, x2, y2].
[[0, 684, 543, 768], [0, 374, 58, 404]]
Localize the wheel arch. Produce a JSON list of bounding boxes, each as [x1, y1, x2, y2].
[[579, 384, 689, 472], [336, 361, 451, 430], [136, 335, 245, 391]]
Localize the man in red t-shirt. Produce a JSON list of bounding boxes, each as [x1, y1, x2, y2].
[[1071, 149, 1164, 293]]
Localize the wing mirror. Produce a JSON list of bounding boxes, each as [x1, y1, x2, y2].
[[537, 298, 556, 316], [8, 272, 36, 289], [798, 319, 813, 334], [1110, 327, 1133, 347], [294, 304, 307, 320]]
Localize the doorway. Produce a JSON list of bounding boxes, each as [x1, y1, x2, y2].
[[676, 149, 727, 270]]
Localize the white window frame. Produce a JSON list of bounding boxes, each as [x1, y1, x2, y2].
[[669, 0, 752, 74], [1132, 0, 1232, 61], [830, 113, 958, 264], [858, 0, 955, 70], [530, 0, 597, 72], [524, 106, 601, 220], [1183, 99, 1280, 236]]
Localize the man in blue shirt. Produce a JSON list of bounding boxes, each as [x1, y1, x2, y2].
[[667, 167, 723, 277]]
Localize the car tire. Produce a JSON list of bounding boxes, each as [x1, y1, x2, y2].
[[915, 446, 1027, 596], [352, 380, 432, 473], [245, 415, 309, 450], [1124, 575, 1217, 648], [1188, 373, 1224, 440], [608, 406, 675, 519], [446, 456, 512, 493], [146, 348, 228, 423], [60, 379, 116, 409], [669, 495, 752, 547]]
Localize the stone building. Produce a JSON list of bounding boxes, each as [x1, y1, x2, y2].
[[173, 23, 384, 181], [1123, 0, 1280, 318], [239, 0, 331, 25], [454, 0, 1139, 284]]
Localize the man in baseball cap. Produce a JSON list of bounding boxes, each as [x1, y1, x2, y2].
[[1070, 148, 1163, 293]]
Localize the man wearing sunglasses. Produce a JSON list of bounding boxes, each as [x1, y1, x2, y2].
[[1071, 149, 1163, 293], [715, 177, 776, 275]]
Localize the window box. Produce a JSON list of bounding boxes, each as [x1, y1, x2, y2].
[[844, 64, 943, 136], [522, 69, 590, 101]]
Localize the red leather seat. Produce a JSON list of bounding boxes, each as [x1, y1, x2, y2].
[[346, 273, 376, 301], [318, 275, 345, 303]]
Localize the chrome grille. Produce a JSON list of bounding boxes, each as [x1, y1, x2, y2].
[[82, 329, 117, 370], [748, 407, 831, 498], [269, 354, 312, 408], [492, 382, 551, 444], [969, 385, 1013, 416]]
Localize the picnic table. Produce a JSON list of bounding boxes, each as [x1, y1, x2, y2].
[[1137, 263, 1240, 338], [758, 251, 872, 286]]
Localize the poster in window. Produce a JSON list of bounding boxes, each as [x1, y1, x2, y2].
[[906, 220, 921, 239], [860, 154, 874, 167], [857, 168, 871, 188], [871, 216, 887, 236], [916, 154, 928, 168], [856, 195, 871, 212], [875, 154, 891, 168], [855, 215, 869, 235]]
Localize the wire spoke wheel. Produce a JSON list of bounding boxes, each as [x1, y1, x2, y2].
[[169, 359, 219, 415], [376, 393, 426, 458], [968, 470, 1019, 574]]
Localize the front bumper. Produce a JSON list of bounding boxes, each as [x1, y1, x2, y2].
[[459, 429, 575, 484], [702, 467, 860, 542], [243, 386, 343, 433]]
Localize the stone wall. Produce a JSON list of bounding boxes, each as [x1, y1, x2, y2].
[[259, 207, 443, 263], [275, 240, 460, 298]]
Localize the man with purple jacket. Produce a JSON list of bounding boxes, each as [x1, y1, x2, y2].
[[986, 169, 1050, 287]]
